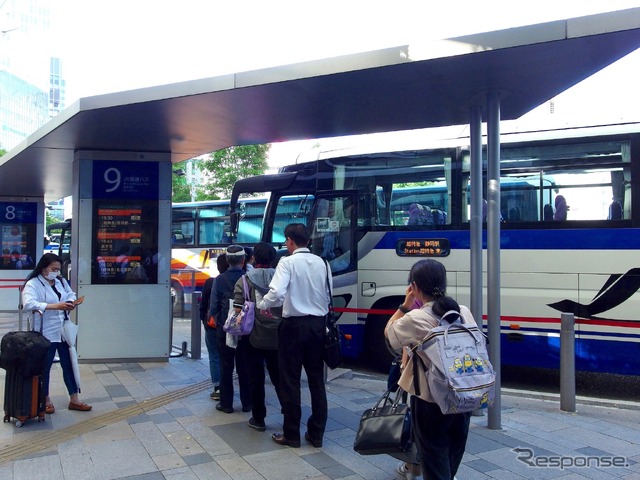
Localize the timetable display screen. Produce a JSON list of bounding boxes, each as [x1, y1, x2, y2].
[[91, 200, 159, 284]]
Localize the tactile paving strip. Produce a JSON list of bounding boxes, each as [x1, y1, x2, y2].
[[0, 379, 210, 464]]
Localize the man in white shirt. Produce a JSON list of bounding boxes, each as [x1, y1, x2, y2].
[[258, 223, 332, 448]]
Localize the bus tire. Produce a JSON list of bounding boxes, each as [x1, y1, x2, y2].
[[171, 282, 184, 317], [364, 313, 396, 373]]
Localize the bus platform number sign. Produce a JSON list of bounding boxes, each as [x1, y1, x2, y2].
[[396, 238, 450, 257]]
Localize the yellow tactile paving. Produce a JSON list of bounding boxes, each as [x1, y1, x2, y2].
[[0, 379, 210, 464]]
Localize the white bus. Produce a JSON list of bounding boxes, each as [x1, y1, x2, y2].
[[228, 123, 640, 374]]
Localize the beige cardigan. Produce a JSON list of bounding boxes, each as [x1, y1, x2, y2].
[[385, 303, 477, 402]]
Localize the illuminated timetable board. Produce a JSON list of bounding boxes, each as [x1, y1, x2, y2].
[[396, 239, 450, 257]]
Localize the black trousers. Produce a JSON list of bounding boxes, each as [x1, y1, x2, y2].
[[215, 331, 251, 410], [278, 315, 327, 442], [410, 396, 471, 480], [243, 341, 281, 422]]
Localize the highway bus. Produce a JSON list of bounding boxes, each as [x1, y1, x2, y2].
[[170, 195, 306, 313], [228, 122, 640, 374]]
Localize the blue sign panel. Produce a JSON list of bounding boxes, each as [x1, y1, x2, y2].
[[0, 202, 37, 224], [92, 161, 159, 200], [0, 202, 38, 270]]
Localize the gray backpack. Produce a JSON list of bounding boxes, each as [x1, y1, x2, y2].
[[412, 310, 495, 414]]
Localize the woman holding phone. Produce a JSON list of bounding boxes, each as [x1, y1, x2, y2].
[[22, 253, 92, 413]]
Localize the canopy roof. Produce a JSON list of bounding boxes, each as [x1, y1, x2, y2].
[[2, 8, 640, 201]]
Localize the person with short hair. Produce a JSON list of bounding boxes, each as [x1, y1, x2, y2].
[[200, 254, 228, 401], [258, 223, 332, 448], [209, 245, 251, 414]]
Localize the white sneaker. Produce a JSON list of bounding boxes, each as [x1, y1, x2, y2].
[[396, 462, 419, 480]]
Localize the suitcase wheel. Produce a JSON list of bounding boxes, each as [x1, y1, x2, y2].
[[3, 414, 9, 423], [15, 420, 23, 428]]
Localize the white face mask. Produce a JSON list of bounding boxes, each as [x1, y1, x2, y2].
[[44, 271, 58, 281]]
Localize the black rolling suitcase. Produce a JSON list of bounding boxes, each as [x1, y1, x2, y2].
[[1, 313, 50, 427]]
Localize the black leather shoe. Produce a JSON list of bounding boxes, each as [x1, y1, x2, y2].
[[304, 431, 323, 448], [272, 432, 300, 448], [248, 417, 266, 431], [215, 403, 234, 414]]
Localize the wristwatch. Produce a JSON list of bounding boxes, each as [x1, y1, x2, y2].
[[398, 304, 410, 314]]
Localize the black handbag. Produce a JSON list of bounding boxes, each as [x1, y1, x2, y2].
[[324, 314, 342, 369], [323, 261, 343, 370], [353, 388, 412, 456]]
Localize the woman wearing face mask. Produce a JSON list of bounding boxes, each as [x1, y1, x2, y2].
[[22, 253, 92, 414]]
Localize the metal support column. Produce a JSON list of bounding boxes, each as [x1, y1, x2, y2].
[[560, 313, 576, 412], [469, 105, 483, 326], [190, 292, 202, 359], [487, 92, 502, 429]]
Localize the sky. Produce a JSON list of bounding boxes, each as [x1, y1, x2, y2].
[[5, 0, 640, 166], [49, 1, 640, 102]]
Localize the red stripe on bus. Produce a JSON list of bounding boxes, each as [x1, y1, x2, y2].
[[333, 309, 640, 329], [492, 315, 640, 329]]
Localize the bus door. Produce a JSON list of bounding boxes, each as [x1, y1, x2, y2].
[[308, 191, 359, 358]]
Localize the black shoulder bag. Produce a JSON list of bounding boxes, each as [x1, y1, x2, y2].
[[323, 261, 343, 370]]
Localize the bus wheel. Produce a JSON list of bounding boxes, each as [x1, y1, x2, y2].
[[364, 313, 396, 373], [171, 282, 184, 318]]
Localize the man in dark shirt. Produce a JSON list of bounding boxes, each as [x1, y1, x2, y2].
[[209, 245, 251, 413]]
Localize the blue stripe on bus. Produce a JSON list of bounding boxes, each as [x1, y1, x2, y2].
[[374, 228, 640, 250], [503, 326, 640, 340]]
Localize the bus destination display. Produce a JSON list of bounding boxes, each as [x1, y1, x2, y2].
[[396, 238, 450, 257]]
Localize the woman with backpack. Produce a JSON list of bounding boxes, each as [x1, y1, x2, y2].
[[385, 259, 476, 480], [232, 242, 283, 432]]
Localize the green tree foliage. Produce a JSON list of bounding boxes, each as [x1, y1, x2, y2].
[[200, 144, 269, 200], [171, 161, 192, 203], [171, 145, 270, 203]]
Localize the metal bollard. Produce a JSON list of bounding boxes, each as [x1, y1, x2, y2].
[[560, 312, 576, 412], [190, 292, 202, 359]]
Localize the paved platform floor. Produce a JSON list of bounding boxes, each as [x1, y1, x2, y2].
[[0, 353, 639, 479]]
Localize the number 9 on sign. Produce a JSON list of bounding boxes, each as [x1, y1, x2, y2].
[[104, 168, 121, 192]]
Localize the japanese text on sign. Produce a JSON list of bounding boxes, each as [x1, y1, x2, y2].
[[396, 238, 450, 257]]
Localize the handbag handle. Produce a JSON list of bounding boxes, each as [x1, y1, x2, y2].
[[371, 388, 406, 412]]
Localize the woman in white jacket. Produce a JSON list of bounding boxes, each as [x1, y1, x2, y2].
[[22, 253, 92, 414]]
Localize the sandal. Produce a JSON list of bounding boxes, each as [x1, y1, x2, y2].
[[45, 403, 55, 414], [68, 402, 92, 412]]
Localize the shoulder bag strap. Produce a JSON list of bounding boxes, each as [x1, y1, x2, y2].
[[242, 275, 251, 301], [324, 260, 335, 322]]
